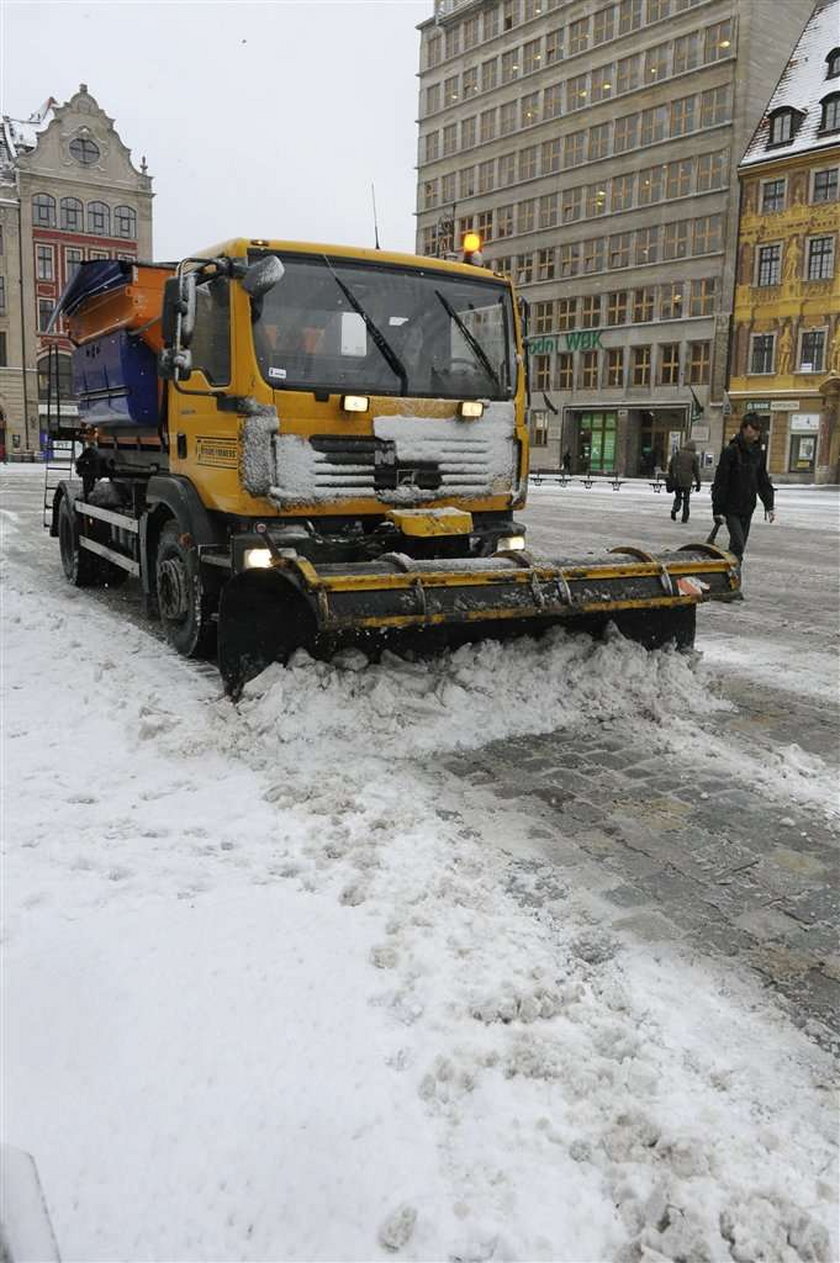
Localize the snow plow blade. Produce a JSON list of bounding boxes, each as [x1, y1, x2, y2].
[[218, 542, 741, 698]]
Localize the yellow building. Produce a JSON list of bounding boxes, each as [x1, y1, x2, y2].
[[729, 0, 839, 483]]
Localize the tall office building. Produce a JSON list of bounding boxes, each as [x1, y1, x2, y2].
[[414, 0, 814, 475]]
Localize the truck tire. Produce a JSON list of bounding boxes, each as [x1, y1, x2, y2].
[[155, 520, 217, 658], [58, 496, 102, 587]]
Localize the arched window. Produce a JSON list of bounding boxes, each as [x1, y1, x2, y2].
[[38, 353, 76, 402], [826, 48, 840, 79], [87, 201, 111, 235], [32, 193, 56, 227], [819, 93, 840, 132], [60, 197, 84, 231], [114, 205, 137, 239]]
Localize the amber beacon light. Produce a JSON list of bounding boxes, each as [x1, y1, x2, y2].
[[462, 232, 483, 264]]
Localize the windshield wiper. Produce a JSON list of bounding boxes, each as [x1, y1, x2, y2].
[[434, 290, 502, 396], [320, 255, 408, 394]]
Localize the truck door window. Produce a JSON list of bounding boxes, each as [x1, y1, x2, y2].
[[190, 277, 231, 385]]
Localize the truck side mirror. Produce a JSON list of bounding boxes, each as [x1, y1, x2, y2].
[[161, 273, 197, 349], [242, 256, 284, 298]]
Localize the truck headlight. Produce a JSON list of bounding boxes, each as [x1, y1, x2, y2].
[[497, 535, 526, 552], [243, 547, 274, 569]]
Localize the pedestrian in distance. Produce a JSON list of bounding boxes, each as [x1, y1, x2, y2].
[[711, 413, 775, 559], [667, 439, 701, 523], [562, 448, 572, 474]]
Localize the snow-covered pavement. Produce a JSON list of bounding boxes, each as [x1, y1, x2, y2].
[[2, 466, 838, 1261]]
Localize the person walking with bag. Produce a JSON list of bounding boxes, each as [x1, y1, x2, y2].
[[667, 440, 701, 523], [711, 413, 775, 559]]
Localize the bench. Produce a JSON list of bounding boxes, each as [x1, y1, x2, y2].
[[650, 477, 666, 493], [532, 470, 571, 487]]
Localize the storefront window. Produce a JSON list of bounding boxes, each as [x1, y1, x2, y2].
[[579, 410, 617, 471], [789, 433, 816, 472]]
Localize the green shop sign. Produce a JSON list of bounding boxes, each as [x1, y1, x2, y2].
[[526, 330, 604, 354]]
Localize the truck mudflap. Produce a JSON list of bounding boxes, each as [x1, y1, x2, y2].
[[217, 542, 740, 699]]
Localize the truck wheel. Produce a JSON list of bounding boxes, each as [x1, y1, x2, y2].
[[155, 520, 217, 658], [58, 496, 101, 587]]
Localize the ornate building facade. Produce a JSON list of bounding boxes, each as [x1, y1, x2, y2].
[[729, 0, 840, 482], [414, 0, 814, 474], [0, 86, 153, 459]]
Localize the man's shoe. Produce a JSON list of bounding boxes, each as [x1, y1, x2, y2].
[[682, 517, 689, 524], [670, 511, 677, 521]]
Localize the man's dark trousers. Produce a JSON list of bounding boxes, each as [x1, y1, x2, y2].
[[725, 514, 752, 559]]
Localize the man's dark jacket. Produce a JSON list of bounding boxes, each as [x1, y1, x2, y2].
[[712, 434, 775, 518]]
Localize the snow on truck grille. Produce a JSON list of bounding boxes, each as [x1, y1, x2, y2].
[[269, 403, 517, 505]]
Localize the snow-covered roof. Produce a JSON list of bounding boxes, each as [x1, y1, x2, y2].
[[740, 0, 840, 168], [0, 97, 56, 178]]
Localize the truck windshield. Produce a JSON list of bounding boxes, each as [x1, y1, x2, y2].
[[250, 253, 516, 400]]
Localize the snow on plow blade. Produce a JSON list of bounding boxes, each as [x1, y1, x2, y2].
[[218, 542, 741, 698]]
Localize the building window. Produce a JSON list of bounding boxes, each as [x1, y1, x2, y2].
[[564, 131, 585, 168], [638, 165, 663, 205], [750, 333, 775, 374], [757, 244, 781, 285], [617, 53, 641, 93], [463, 16, 479, 49], [0, 275, 5, 313], [583, 237, 605, 273], [700, 85, 731, 128], [612, 173, 635, 212], [424, 84, 440, 115], [819, 94, 840, 132], [761, 180, 786, 213], [533, 355, 551, 390], [497, 205, 514, 238], [567, 74, 588, 111], [0, 331, 6, 365], [666, 159, 692, 198], [33, 193, 56, 227], [517, 252, 534, 284], [559, 243, 580, 277], [518, 199, 536, 232], [586, 183, 608, 217], [539, 192, 559, 228], [605, 348, 624, 387], [670, 96, 695, 138], [59, 196, 84, 231], [693, 214, 722, 254], [521, 92, 540, 127], [478, 160, 495, 194], [593, 6, 615, 44], [557, 298, 576, 330], [607, 291, 628, 325], [522, 38, 542, 74], [543, 84, 562, 120], [531, 409, 549, 447], [688, 341, 710, 384], [425, 34, 441, 68], [545, 28, 563, 64], [461, 116, 476, 148], [501, 49, 520, 83], [659, 343, 680, 385], [462, 67, 478, 99], [568, 16, 589, 54], [673, 31, 699, 73], [633, 288, 655, 322], [579, 350, 599, 389], [663, 221, 689, 260], [36, 244, 54, 281], [500, 101, 517, 136], [542, 137, 561, 173], [556, 352, 574, 389], [807, 236, 835, 280], [813, 168, 839, 202], [769, 109, 795, 145], [517, 146, 537, 183], [609, 232, 631, 268], [441, 173, 455, 204], [65, 247, 84, 280], [618, 0, 643, 35], [614, 113, 639, 153], [697, 149, 727, 191], [479, 110, 496, 145], [498, 153, 516, 186], [640, 104, 668, 146], [476, 210, 494, 242], [562, 187, 582, 222], [69, 136, 100, 165], [533, 301, 554, 334], [704, 19, 733, 63], [632, 345, 651, 385], [647, 0, 671, 20], [87, 201, 111, 235], [645, 42, 669, 82], [581, 295, 601, 327], [660, 281, 684, 320], [635, 226, 659, 265], [503, 0, 517, 31], [827, 49, 840, 78], [37, 298, 54, 332], [537, 247, 556, 281], [690, 277, 717, 316], [591, 64, 615, 104], [481, 59, 498, 92], [485, 6, 499, 38], [799, 329, 826, 372], [445, 26, 460, 58]]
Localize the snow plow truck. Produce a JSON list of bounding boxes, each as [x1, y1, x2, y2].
[[45, 239, 741, 696]]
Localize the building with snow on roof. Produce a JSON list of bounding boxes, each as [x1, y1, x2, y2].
[[728, 0, 840, 483], [0, 86, 153, 460]]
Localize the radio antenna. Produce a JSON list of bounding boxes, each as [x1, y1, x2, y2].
[[371, 182, 381, 250]]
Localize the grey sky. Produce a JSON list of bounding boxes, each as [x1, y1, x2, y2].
[[3, 0, 430, 259]]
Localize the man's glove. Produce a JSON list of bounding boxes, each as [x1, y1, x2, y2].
[[714, 514, 725, 526]]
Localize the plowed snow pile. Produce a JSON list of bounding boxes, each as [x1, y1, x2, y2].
[[3, 526, 837, 1261]]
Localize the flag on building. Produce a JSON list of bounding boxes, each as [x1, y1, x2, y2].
[[689, 387, 705, 422]]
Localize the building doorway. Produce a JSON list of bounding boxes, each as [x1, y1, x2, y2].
[[577, 410, 618, 472]]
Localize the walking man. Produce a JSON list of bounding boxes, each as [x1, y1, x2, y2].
[[711, 413, 775, 559], [668, 439, 701, 523]]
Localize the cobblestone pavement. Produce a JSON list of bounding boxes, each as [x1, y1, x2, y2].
[[442, 484, 840, 1053]]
